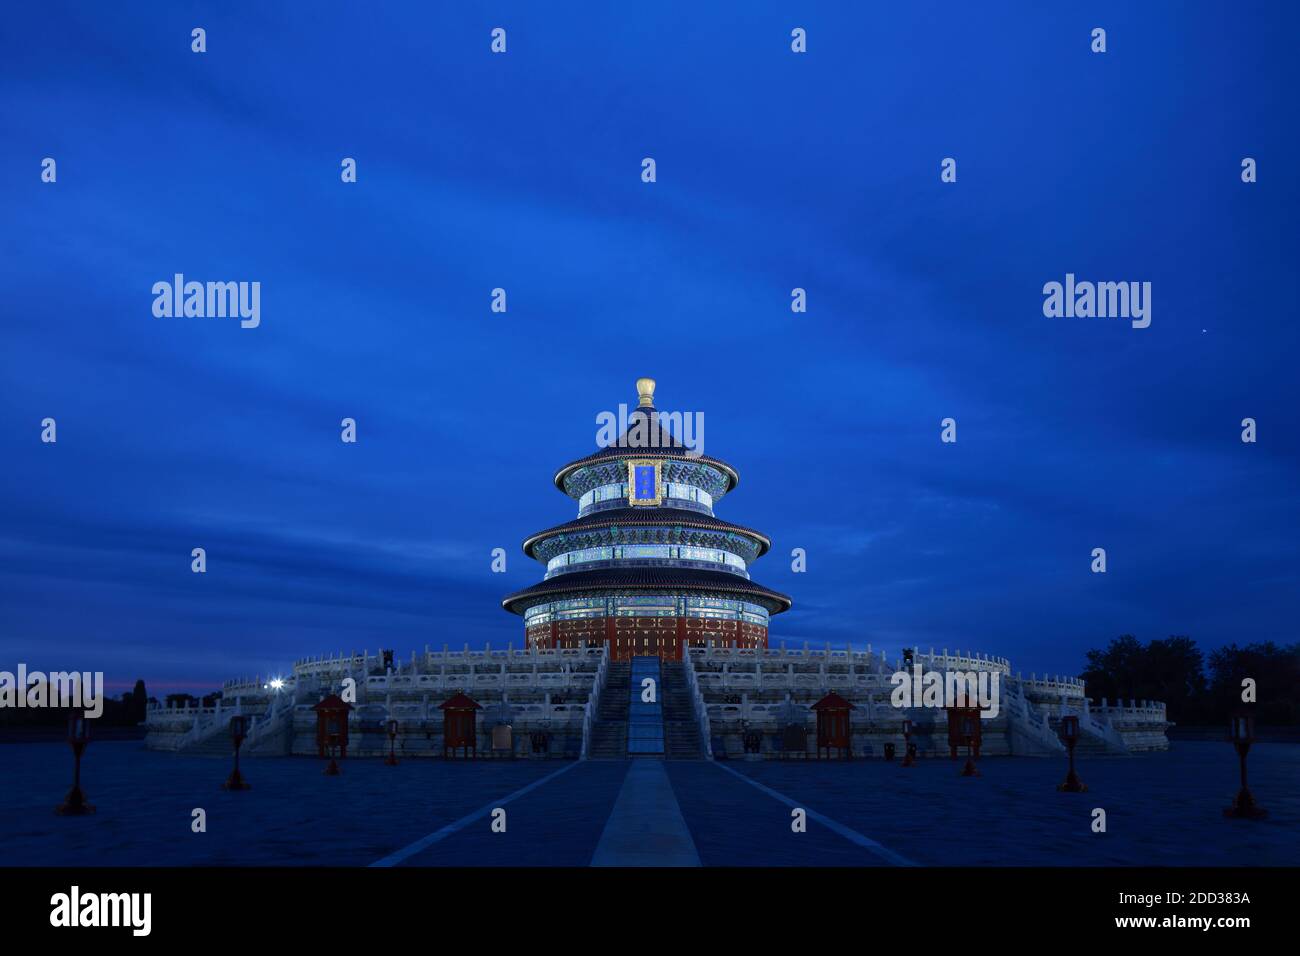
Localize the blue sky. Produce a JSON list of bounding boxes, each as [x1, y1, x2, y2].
[[2, 2, 1297, 693]]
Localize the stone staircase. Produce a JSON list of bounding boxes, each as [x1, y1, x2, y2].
[[178, 709, 290, 757], [1048, 714, 1122, 755], [587, 661, 630, 758], [661, 661, 702, 759], [184, 732, 237, 757]]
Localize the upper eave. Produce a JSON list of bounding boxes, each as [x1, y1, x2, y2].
[[553, 447, 740, 496]]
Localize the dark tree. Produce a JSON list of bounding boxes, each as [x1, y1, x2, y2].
[[1080, 635, 1204, 722], [1137, 636, 1207, 722], [1207, 642, 1300, 727], [130, 679, 148, 724], [1079, 635, 1145, 704], [1083, 635, 1300, 727]]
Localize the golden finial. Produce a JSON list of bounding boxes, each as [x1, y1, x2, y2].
[[636, 377, 656, 408]]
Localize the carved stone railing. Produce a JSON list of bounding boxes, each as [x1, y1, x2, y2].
[[682, 646, 713, 759], [580, 645, 610, 760], [1092, 698, 1168, 722]]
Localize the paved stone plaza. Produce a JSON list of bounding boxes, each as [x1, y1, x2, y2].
[[1, 741, 1295, 867]]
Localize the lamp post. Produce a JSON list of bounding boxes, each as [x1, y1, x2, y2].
[[55, 715, 95, 816], [1056, 714, 1087, 792], [1223, 712, 1267, 820], [324, 732, 342, 775], [961, 712, 977, 780], [385, 718, 399, 766], [900, 718, 916, 767], [222, 714, 252, 791]]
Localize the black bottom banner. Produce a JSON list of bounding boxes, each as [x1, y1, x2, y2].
[[0, 865, 1286, 941]]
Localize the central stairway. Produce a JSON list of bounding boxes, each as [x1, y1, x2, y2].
[[588, 661, 631, 758], [586, 657, 703, 759], [627, 656, 665, 755]]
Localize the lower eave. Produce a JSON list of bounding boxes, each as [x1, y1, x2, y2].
[[501, 566, 793, 616]]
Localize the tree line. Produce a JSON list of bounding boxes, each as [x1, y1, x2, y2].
[[0, 679, 151, 728], [1080, 636, 1300, 726]]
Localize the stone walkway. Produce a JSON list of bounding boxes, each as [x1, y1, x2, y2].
[[1, 741, 1296, 866], [591, 760, 699, 866]]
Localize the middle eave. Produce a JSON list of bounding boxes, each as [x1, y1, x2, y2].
[[522, 506, 772, 559]]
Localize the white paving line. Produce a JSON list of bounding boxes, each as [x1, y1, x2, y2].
[[712, 761, 916, 867], [369, 760, 580, 867]]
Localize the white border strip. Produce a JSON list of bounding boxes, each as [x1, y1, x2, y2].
[[713, 761, 916, 866], [369, 761, 580, 867]]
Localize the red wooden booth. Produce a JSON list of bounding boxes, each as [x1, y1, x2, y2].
[[811, 691, 855, 760], [946, 705, 983, 776], [946, 705, 983, 755], [440, 692, 482, 759], [313, 694, 354, 758]]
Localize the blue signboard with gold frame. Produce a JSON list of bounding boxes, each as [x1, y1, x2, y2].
[[627, 459, 662, 506]]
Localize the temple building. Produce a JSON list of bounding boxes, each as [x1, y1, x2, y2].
[[502, 378, 791, 660], [142, 380, 1172, 758]]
